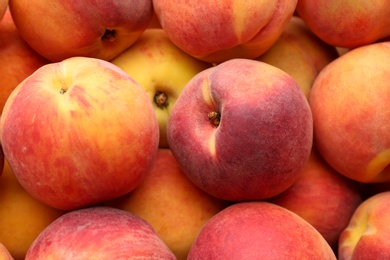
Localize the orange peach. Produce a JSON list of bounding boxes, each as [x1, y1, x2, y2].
[[0, 11, 49, 114], [338, 191, 390, 259], [153, 0, 298, 63], [105, 148, 229, 260], [0, 57, 159, 210], [0, 160, 65, 260], [296, 0, 390, 48], [310, 42, 390, 183], [9, 0, 153, 62], [257, 16, 339, 100]]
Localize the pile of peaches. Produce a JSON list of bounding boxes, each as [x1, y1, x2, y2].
[[1, 0, 390, 259]]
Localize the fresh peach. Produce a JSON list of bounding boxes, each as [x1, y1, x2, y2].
[[257, 16, 339, 100], [9, 0, 153, 62], [296, 0, 390, 48], [0, 160, 65, 260], [0, 11, 49, 114], [105, 148, 229, 260], [268, 147, 363, 250], [167, 58, 313, 201], [25, 207, 176, 259], [338, 191, 390, 259], [309, 42, 390, 183], [153, 0, 298, 63], [188, 201, 337, 259], [0, 57, 159, 210]]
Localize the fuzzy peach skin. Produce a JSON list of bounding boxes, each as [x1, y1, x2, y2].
[[167, 58, 313, 201], [111, 28, 212, 148], [257, 16, 339, 100], [0, 160, 65, 260], [25, 207, 176, 259], [153, 0, 298, 63], [0, 0, 7, 20], [338, 191, 390, 260], [105, 149, 229, 260], [296, 0, 390, 48], [268, 147, 363, 250], [309, 42, 390, 183], [0, 57, 159, 210], [0, 243, 14, 260], [188, 201, 337, 259], [0, 11, 49, 115], [8, 0, 153, 62]]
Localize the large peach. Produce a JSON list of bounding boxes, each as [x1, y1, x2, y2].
[[257, 16, 339, 100], [309, 42, 390, 183], [188, 201, 337, 259], [167, 58, 313, 201], [296, 0, 390, 48], [268, 147, 363, 250], [9, 0, 153, 62], [111, 28, 211, 148], [25, 207, 176, 259], [338, 191, 390, 259], [0, 11, 49, 115], [153, 0, 298, 63], [105, 148, 229, 260], [0, 57, 159, 210]]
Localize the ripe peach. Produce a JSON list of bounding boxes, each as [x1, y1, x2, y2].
[[25, 207, 176, 259], [167, 58, 313, 201], [188, 201, 337, 259], [296, 0, 390, 48], [153, 0, 298, 63], [310, 42, 390, 183]]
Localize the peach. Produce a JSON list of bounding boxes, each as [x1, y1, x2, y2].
[[309, 42, 390, 183], [296, 0, 390, 48], [257, 16, 339, 100], [167, 58, 313, 201], [153, 0, 298, 63], [0, 160, 65, 260], [105, 148, 229, 260], [0, 11, 49, 115], [338, 191, 390, 259], [268, 147, 363, 250], [188, 201, 337, 259], [9, 0, 153, 62], [25, 206, 176, 259], [0, 57, 159, 210], [111, 28, 211, 148]]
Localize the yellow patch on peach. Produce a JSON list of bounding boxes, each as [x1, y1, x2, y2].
[[201, 78, 214, 108], [208, 131, 217, 157], [232, 2, 273, 42], [366, 149, 390, 182]]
